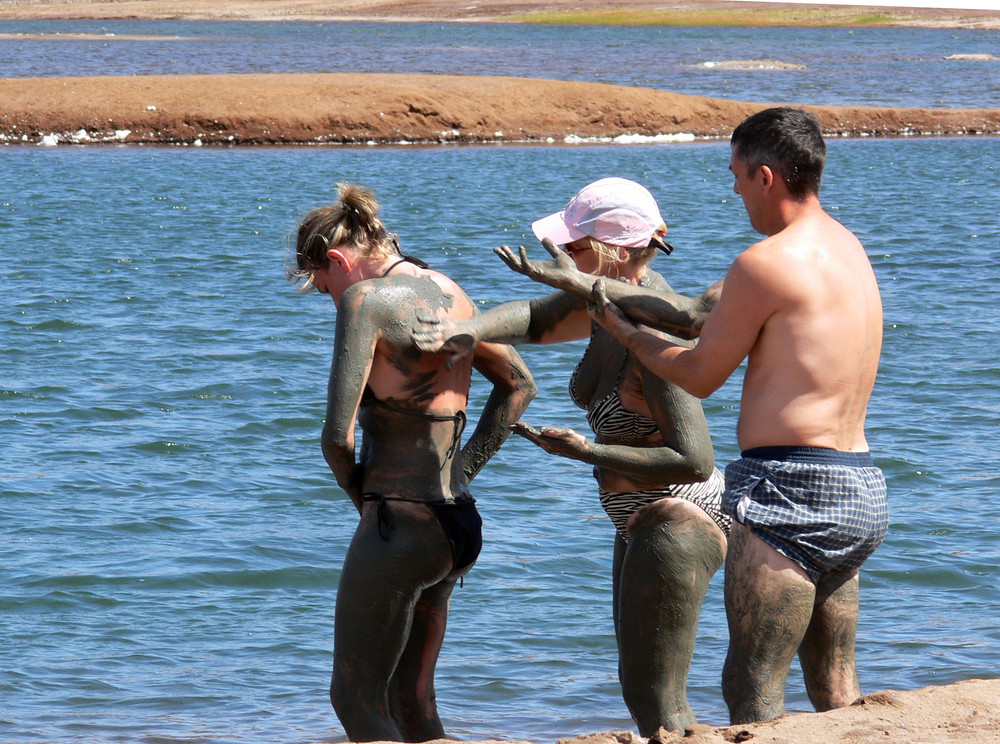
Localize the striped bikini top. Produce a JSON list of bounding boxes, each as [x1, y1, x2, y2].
[[569, 342, 660, 443]]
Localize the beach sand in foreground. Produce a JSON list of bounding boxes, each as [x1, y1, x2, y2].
[[437, 679, 1000, 744]]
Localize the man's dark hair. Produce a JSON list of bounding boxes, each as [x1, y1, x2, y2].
[[730, 108, 826, 199]]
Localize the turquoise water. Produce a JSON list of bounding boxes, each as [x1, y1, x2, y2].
[[1, 20, 998, 107], [2, 136, 999, 742]]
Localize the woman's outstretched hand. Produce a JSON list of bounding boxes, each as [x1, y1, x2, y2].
[[511, 421, 591, 461], [412, 312, 478, 369], [495, 238, 586, 293]]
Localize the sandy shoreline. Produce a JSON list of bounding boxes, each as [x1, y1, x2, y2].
[[2, 0, 999, 146], [554, 679, 1000, 744], [326, 680, 1000, 744]]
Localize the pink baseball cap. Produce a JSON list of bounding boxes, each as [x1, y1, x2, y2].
[[531, 177, 666, 250]]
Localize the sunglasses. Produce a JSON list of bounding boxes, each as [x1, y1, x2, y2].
[[657, 240, 676, 256], [562, 236, 675, 256]]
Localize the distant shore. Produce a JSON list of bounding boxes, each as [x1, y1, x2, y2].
[[1, 0, 998, 28]]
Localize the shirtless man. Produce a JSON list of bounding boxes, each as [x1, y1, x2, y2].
[[588, 108, 889, 723]]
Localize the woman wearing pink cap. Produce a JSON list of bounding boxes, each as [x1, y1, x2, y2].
[[414, 177, 729, 734]]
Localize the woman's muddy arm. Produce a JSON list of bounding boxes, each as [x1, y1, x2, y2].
[[498, 238, 721, 339], [462, 342, 537, 482], [608, 279, 722, 340], [513, 421, 713, 488], [594, 370, 716, 487], [413, 291, 588, 365], [320, 286, 378, 511], [588, 358, 717, 487], [509, 332, 716, 487]]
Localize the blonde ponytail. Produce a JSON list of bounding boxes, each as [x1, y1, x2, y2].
[[288, 182, 396, 289]]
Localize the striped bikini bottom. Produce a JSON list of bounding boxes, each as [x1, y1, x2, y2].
[[598, 467, 730, 542]]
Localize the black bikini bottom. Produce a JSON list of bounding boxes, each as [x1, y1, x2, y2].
[[361, 494, 483, 573]]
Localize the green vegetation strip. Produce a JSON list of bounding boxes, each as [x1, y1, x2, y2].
[[504, 8, 923, 27]]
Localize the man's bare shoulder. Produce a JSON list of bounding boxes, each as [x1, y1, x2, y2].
[[725, 236, 824, 317], [729, 236, 790, 286], [742, 210, 859, 274]]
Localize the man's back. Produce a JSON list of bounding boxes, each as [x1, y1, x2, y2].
[[731, 206, 882, 451]]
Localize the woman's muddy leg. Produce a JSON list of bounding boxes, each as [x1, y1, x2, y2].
[[611, 533, 627, 686], [388, 578, 457, 741], [721, 523, 815, 724], [798, 569, 861, 711], [330, 503, 452, 741], [618, 501, 725, 735], [611, 532, 627, 638]]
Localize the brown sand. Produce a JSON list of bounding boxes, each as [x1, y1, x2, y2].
[[348, 680, 1000, 744], [552, 679, 1000, 744], [4, 1, 1000, 741], [2, 73, 999, 146], [304, 679, 1000, 744]]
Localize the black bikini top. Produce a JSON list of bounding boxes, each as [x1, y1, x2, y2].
[[382, 254, 430, 276]]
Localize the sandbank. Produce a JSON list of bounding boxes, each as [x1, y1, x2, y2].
[[2, 0, 998, 146], [3, 73, 999, 147]]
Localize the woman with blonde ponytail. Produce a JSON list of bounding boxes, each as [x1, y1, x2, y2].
[[291, 183, 535, 742]]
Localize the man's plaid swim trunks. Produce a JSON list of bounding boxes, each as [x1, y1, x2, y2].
[[723, 446, 889, 582]]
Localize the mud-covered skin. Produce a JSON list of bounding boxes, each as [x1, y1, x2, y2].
[[496, 238, 722, 340], [412, 240, 720, 365], [513, 313, 727, 735], [722, 523, 862, 723], [513, 297, 728, 735], [585, 114, 884, 726], [415, 255, 727, 735], [511, 317, 714, 491], [613, 499, 726, 734], [331, 501, 458, 742], [323, 267, 534, 742], [323, 273, 533, 505]]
